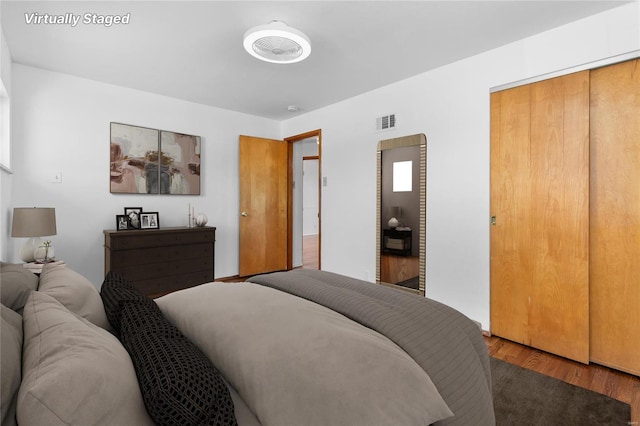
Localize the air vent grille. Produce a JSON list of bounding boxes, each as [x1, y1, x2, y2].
[[376, 114, 396, 131]]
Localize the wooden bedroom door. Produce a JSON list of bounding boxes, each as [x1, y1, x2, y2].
[[589, 58, 640, 376], [239, 135, 288, 277], [490, 71, 590, 363]]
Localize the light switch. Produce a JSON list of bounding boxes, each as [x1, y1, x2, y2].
[[52, 171, 62, 183]]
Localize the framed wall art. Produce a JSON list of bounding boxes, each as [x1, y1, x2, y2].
[[160, 130, 201, 195], [110, 123, 159, 194], [110, 123, 201, 195]]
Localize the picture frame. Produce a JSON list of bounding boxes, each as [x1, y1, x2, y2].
[[116, 214, 129, 231], [160, 130, 201, 195], [124, 207, 143, 229], [110, 123, 160, 194], [110, 122, 201, 195], [140, 212, 160, 229]]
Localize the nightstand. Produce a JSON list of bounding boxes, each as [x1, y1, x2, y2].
[[23, 260, 65, 275], [382, 228, 412, 256]]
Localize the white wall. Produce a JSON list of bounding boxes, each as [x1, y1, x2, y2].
[[282, 3, 640, 329], [0, 25, 13, 262], [5, 3, 639, 327], [10, 64, 280, 285]]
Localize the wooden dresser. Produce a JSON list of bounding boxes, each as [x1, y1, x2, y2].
[[103, 226, 215, 297]]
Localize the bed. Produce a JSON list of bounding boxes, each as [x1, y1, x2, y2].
[[1, 262, 495, 426]]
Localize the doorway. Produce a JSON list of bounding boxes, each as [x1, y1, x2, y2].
[[286, 130, 321, 271], [302, 156, 319, 269]]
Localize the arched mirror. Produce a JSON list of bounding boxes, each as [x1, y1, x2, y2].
[[376, 134, 426, 296]]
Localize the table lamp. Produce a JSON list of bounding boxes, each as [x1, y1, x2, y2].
[[11, 207, 57, 263], [387, 206, 401, 228]]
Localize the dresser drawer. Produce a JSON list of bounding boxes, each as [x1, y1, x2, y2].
[[107, 229, 215, 250], [109, 243, 213, 268], [112, 257, 213, 281]]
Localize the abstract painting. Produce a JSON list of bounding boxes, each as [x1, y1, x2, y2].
[[160, 130, 201, 195], [110, 123, 201, 195], [110, 123, 160, 194]]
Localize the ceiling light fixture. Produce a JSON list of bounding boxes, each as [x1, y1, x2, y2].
[[243, 20, 311, 64]]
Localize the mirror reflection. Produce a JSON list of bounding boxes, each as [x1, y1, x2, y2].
[[376, 134, 426, 296], [393, 161, 413, 192]]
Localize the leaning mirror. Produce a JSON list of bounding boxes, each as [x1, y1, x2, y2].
[[376, 133, 426, 296]]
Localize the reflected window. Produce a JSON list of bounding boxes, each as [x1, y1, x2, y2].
[[393, 161, 412, 192]]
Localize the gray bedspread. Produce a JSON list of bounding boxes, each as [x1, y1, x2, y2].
[[248, 269, 495, 426]]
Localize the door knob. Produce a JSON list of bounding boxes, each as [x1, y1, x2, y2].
[[241, 211, 248, 217]]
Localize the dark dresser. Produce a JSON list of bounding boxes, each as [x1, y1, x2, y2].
[[103, 226, 215, 297]]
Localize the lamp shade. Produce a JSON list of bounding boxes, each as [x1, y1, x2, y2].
[[11, 207, 57, 237], [387, 206, 402, 219]]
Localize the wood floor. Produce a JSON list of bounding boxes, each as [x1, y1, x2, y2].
[[485, 335, 640, 424], [302, 234, 319, 269]]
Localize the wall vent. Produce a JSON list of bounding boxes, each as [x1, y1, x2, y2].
[[376, 113, 396, 131]]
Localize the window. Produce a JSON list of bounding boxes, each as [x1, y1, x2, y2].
[[0, 79, 10, 171], [392, 160, 412, 192]]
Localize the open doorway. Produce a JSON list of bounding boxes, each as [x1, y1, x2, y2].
[[301, 155, 319, 269], [286, 130, 321, 270]]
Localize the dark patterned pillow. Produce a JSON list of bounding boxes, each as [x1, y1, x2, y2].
[[100, 271, 159, 334], [119, 300, 237, 426]]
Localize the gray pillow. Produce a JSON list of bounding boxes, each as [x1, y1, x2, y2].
[[38, 263, 112, 331], [1, 304, 22, 426], [0, 262, 38, 314], [17, 292, 154, 426]]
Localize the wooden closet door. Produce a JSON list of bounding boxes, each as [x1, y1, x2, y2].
[[490, 84, 532, 344], [490, 71, 590, 363], [590, 59, 640, 375]]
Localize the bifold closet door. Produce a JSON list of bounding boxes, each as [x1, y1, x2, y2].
[[590, 58, 640, 376], [490, 71, 590, 363]]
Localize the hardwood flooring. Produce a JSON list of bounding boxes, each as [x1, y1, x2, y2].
[[485, 335, 640, 424], [302, 234, 319, 270]]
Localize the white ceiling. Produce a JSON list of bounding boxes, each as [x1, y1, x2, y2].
[[1, 1, 630, 120]]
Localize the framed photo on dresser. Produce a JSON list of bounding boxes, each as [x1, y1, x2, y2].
[[140, 212, 159, 229], [116, 215, 129, 231], [124, 207, 142, 229]]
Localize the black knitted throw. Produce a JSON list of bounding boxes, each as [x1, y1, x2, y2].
[[100, 273, 237, 426], [100, 271, 160, 334]]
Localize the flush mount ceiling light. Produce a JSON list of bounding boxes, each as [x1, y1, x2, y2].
[[243, 20, 311, 64]]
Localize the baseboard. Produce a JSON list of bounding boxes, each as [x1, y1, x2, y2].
[[216, 274, 246, 283]]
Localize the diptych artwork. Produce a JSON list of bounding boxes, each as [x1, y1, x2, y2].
[[160, 130, 201, 195], [110, 122, 201, 195]]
